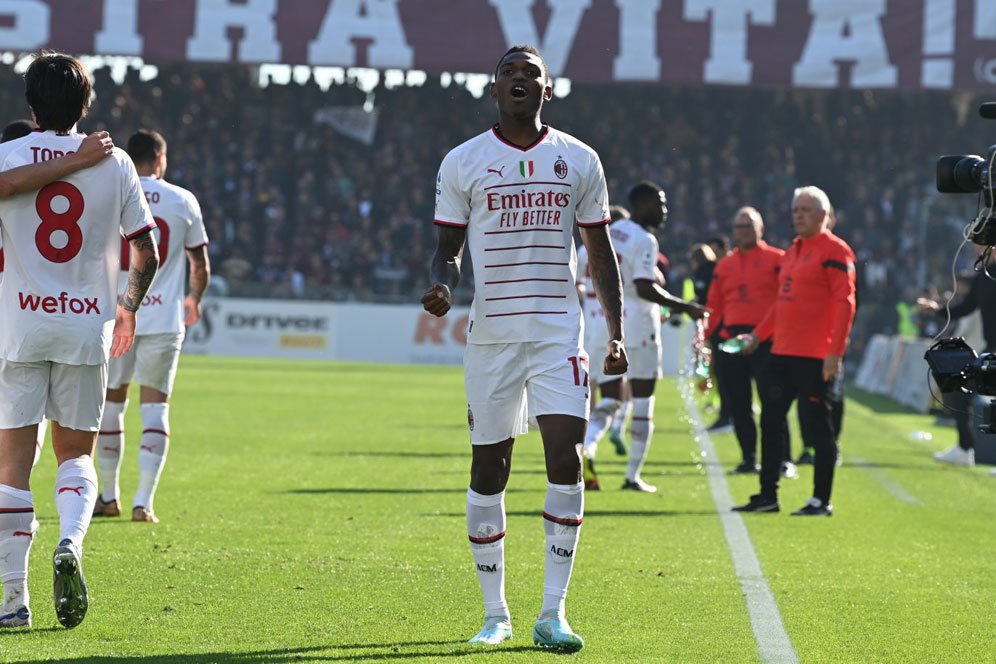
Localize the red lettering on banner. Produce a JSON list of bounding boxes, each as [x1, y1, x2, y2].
[[413, 312, 469, 346], [18, 291, 100, 315]]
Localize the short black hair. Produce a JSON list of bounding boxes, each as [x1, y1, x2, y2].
[[628, 181, 663, 208], [1, 119, 35, 143], [127, 129, 166, 166], [24, 53, 92, 132], [495, 44, 549, 81], [707, 235, 730, 253], [608, 205, 630, 222]]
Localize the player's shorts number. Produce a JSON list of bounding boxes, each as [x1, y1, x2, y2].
[[120, 217, 169, 270], [35, 181, 84, 263]]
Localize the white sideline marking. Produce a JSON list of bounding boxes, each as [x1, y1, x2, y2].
[[680, 380, 800, 664], [851, 456, 920, 505]]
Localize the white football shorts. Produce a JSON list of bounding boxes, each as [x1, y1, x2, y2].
[[624, 328, 663, 381], [464, 339, 591, 445], [107, 332, 183, 395], [0, 359, 107, 431], [584, 318, 612, 384]]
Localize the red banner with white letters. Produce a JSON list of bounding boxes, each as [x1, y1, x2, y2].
[[4, 0, 996, 91]]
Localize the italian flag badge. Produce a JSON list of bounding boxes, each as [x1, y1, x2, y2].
[[519, 160, 534, 177]]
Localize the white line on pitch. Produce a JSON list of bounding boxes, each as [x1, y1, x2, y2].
[[850, 456, 920, 505], [680, 379, 800, 664]]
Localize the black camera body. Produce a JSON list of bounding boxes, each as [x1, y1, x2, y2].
[[925, 337, 996, 433], [936, 103, 996, 245]]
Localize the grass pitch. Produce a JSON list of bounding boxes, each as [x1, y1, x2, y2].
[[3, 356, 995, 663]]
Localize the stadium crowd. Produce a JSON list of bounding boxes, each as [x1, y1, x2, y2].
[[0, 62, 983, 355]]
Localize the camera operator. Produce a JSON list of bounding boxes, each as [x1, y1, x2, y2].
[[919, 247, 996, 468]]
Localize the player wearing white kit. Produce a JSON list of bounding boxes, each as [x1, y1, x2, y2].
[[591, 182, 706, 493], [0, 54, 159, 631], [94, 130, 210, 524], [421, 46, 627, 652], [577, 206, 631, 491]]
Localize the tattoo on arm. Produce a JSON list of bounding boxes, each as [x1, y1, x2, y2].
[[430, 226, 466, 289], [582, 226, 624, 341], [121, 231, 159, 312], [186, 246, 211, 302]]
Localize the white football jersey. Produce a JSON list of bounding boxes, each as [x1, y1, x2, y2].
[[0, 131, 155, 365], [575, 244, 604, 325], [609, 218, 660, 340], [118, 176, 208, 335], [434, 125, 610, 345]]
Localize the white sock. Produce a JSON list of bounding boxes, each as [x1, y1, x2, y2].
[[32, 419, 47, 468], [97, 400, 127, 503], [625, 397, 656, 482], [583, 397, 618, 459], [54, 457, 98, 552], [0, 484, 36, 609], [466, 488, 509, 620], [541, 482, 584, 618], [134, 403, 169, 510], [610, 400, 632, 437]]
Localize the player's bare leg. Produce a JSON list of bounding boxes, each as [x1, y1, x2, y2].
[[95, 384, 129, 518], [0, 426, 39, 628], [622, 378, 657, 493], [533, 415, 585, 652], [50, 422, 98, 629], [132, 385, 169, 523], [467, 439, 514, 646]]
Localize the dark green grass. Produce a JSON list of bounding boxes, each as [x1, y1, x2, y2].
[[3, 359, 994, 662]]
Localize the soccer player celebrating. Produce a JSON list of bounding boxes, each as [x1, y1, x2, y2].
[[0, 53, 159, 630], [94, 130, 210, 523], [422, 45, 627, 652], [595, 182, 706, 493]]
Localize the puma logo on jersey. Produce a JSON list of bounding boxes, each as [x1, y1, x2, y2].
[[487, 166, 505, 178], [12, 531, 33, 539], [57, 486, 85, 496], [18, 292, 99, 315], [140, 444, 157, 452]]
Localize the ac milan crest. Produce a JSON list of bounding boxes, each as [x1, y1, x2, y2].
[[554, 157, 568, 179]]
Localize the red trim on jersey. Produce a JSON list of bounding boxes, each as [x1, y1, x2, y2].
[[185, 242, 209, 250], [485, 294, 568, 301], [469, 530, 506, 544], [543, 512, 582, 526], [585, 293, 597, 299], [577, 217, 611, 228], [142, 428, 169, 437], [486, 310, 568, 317], [631, 416, 652, 421], [125, 223, 157, 240], [484, 261, 568, 269], [485, 277, 569, 285], [0, 508, 33, 513], [491, 124, 549, 152], [484, 228, 561, 235], [433, 219, 467, 228], [99, 430, 123, 435], [484, 245, 564, 252], [483, 181, 571, 191]]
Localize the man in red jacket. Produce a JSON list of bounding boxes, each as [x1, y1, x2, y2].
[[733, 187, 856, 516], [705, 207, 791, 475]]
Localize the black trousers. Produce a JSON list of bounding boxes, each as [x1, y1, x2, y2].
[[759, 355, 838, 504], [713, 341, 790, 464]]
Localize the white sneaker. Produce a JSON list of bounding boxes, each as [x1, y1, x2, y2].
[[988, 467, 996, 476], [781, 461, 799, 479], [933, 444, 975, 467]]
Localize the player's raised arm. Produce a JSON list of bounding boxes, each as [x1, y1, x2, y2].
[[0, 131, 113, 198], [421, 225, 465, 317], [112, 230, 159, 358], [580, 224, 627, 375], [184, 245, 211, 326]]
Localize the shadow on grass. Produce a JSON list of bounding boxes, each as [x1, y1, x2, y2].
[[425, 509, 716, 518], [286, 487, 467, 495], [12, 642, 544, 663]]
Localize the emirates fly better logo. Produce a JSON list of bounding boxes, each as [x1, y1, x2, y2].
[[519, 160, 534, 177]]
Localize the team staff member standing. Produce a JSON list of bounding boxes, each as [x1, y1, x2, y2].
[[705, 207, 787, 474], [734, 186, 856, 516], [422, 45, 626, 652]]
